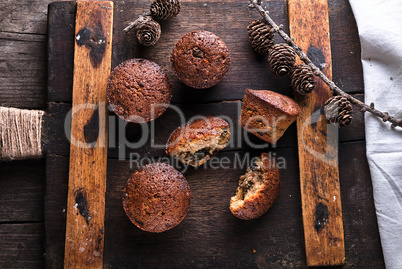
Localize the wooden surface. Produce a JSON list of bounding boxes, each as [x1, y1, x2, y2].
[[289, 0, 345, 265], [0, 0, 385, 268], [63, 1, 113, 268]]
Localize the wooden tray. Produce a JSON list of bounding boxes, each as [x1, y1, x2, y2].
[[43, 1, 382, 267]]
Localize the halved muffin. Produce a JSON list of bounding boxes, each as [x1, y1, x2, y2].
[[230, 153, 280, 220], [166, 116, 230, 167]]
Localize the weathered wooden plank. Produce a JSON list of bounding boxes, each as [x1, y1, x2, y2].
[[42, 94, 363, 159], [44, 141, 384, 268], [0, 36, 47, 109], [329, 0, 364, 94], [0, 0, 52, 109], [339, 142, 385, 268], [44, 155, 69, 269], [41, 102, 72, 157], [0, 0, 50, 35], [289, 0, 345, 265], [0, 223, 44, 269], [64, 1, 113, 268], [0, 160, 45, 222], [46, 1, 76, 104]]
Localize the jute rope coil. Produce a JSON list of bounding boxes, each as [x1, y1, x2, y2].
[[0, 107, 44, 161]]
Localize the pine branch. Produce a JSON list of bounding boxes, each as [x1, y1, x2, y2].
[[123, 11, 151, 33], [249, 0, 402, 128]]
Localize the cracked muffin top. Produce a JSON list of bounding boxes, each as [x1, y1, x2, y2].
[[107, 58, 172, 123], [171, 30, 230, 89], [123, 162, 191, 233]]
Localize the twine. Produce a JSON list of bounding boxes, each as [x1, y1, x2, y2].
[[0, 107, 45, 161]]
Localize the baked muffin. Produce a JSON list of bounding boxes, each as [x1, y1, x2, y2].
[[123, 162, 191, 233], [171, 30, 231, 89], [240, 89, 300, 144], [107, 58, 172, 123], [230, 153, 280, 220], [166, 116, 230, 167]]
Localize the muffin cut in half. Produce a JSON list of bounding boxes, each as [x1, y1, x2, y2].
[[230, 153, 280, 220], [240, 89, 300, 144], [166, 116, 231, 167]]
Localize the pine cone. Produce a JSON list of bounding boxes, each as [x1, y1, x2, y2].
[[150, 0, 180, 20], [133, 15, 161, 46], [291, 64, 316, 95], [247, 19, 274, 55], [324, 96, 353, 127], [268, 43, 296, 76]]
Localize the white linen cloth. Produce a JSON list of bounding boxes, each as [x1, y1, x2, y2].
[[348, 1, 402, 268]]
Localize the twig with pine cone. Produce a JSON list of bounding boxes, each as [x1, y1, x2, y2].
[[248, 0, 402, 128], [124, 0, 180, 46]]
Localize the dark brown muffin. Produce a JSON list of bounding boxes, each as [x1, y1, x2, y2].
[[107, 58, 172, 123], [123, 162, 191, 233], [240, 89, 300, 144], [230, 153, 280, 220], [166, 116, 230, 167], [171, 30, 231, 89]]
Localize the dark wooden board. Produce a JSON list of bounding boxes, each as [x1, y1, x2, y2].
[[45, 142, 383, 268], [0, 160, 45, 222], [0, 159, 45, 268], [43, 0, 384, 268], [0, 223, 44, 268], [0, 0, 50, 109]]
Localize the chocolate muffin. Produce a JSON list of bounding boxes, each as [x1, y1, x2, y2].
[[107, 58, 172, 123], [166, 116, 231, 167], [230, 153, 280, 220], [123, 162, 191, 233], [171, 30, 231, 89], [240, 89, 301, 144]]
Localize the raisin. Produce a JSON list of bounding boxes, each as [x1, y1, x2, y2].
[[193, 148, 210, 160]]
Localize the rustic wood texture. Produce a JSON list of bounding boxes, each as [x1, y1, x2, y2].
[[64, 1, 113, 268], [0, 0, 49, 109], [0, 0, 385, 268], [0, 160, 45, 222], [0, 223, 44, 268], [0, 159, 46, 269], [288, 0, 345, 266]]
